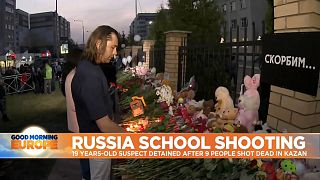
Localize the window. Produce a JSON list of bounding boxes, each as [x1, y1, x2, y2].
[[240, 0, 246, 9], [5, 6, 13, 13], [222, 4, 227, 13], [241, 17, 248, 27], [231, 19, 237, 29], [6, 0, 14, 6], [230, 1, 236, 11]]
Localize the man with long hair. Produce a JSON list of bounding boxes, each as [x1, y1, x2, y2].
[[72, 25, 125, 180]]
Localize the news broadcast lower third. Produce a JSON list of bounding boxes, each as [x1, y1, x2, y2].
[[1, 126, 319, 159]]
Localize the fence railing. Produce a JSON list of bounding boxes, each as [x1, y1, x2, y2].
[[177, 22, 270, 122], [3, 73, 34, 95], [150, 46, 165, 73]]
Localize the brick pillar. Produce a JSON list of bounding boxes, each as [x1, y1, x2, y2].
[[267, 0, 320, 132], [142, 40, 155, 68], [164, 31, 191, 91]]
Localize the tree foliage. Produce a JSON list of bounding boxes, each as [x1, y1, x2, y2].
[[150, 0, 223, 45], [67, 39, 79, 50], [265, 0, 274, 34]]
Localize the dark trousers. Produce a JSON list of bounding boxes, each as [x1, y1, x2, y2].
[[80, 159, 91, 180]]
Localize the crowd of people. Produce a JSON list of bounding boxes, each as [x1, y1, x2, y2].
[[0, 25, 125, 180], [1, 61, 63, 95]]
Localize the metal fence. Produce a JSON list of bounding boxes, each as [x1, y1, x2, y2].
[[3, 73, 34, 95], [178, 22, 270, 121], [150, 46, 165, 73]]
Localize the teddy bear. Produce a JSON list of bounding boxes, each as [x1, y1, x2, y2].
[[162, 79, 173, 90], [206, 107, 238, 132], [205, 113, 221, 132], [234, 124, 249, 133], [221, 108, 238, 124], [186, 104, 197, 116], [202, 100, 214, 117], [156, 73, 164, 81], [235, 74, 261, 132], [185, 89, 195, 103], [214, 86, 234, 115]]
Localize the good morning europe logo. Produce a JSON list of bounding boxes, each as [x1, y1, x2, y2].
[[10, 126, 58, 156]]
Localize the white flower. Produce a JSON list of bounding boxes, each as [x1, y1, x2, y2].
[[155, 85, 174, 106]]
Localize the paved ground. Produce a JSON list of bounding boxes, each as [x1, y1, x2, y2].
[[48, 159, 82, 180]]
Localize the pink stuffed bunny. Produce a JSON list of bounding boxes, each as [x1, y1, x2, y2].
[[236, 74, 260, 132], [243, 74, 260, 109]]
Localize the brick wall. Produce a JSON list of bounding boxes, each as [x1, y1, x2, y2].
[[164, 31, 191, 91], [142, 40, 155, 68], [267, 0, 320, 132]]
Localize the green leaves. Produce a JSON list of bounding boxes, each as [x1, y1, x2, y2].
[[150, 0, 223, 45]]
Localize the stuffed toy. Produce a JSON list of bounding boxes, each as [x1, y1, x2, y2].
[[206, 108, 238, 132], [162, 79, 173, 90], [234, 124, 249, 133], [294, 160, 306, 177], [155, 73, 164, 81], [205, 113, 220, 132], [223, 123, 235, 133], [202, 100, 214, 117], [221, 108, 238, 122], [214, 86, 234, 114], [186, 105, 197, 116], [192, 111, 208, 133], [175, 90, 188, 102], [243, 74, 261, 109], [302, 159, 320, 180], [180, 76, 197, 92], [185, 90, 195, 103], [276, 160, 299, 180], [220, 108, 238, 132], [235, 74, 261, 132]]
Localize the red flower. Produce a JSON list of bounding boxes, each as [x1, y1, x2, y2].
[[159, 115, 165, 122]]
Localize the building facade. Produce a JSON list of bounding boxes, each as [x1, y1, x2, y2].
[[130, 13, 157, 40], [58, 16, 71, 41], [29, 12, 70, 56], [0, 0, 16, 55], [216, 0, 268, 42], [15, 9, 29, 53]]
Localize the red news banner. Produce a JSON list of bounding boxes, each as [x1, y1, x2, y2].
[[4, 133, 320, 159]]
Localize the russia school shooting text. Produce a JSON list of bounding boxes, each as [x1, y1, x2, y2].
[[69, 134, 317, 159]]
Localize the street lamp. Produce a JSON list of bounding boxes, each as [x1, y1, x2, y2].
[[74, 19, 85, 46]]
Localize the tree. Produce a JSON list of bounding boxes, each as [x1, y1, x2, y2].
[[150, 0, 223, 45], [265, 0, 274, 34], [150, 6, 171, 47], [67, 39, 79, 50]]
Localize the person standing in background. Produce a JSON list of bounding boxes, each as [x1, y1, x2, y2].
[[0, 73, 9, 121], [61, 48, 89, 179], [44, 61, 52, 94]]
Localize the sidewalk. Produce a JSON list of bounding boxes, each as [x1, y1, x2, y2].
[[48, 159, 82, 180]]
